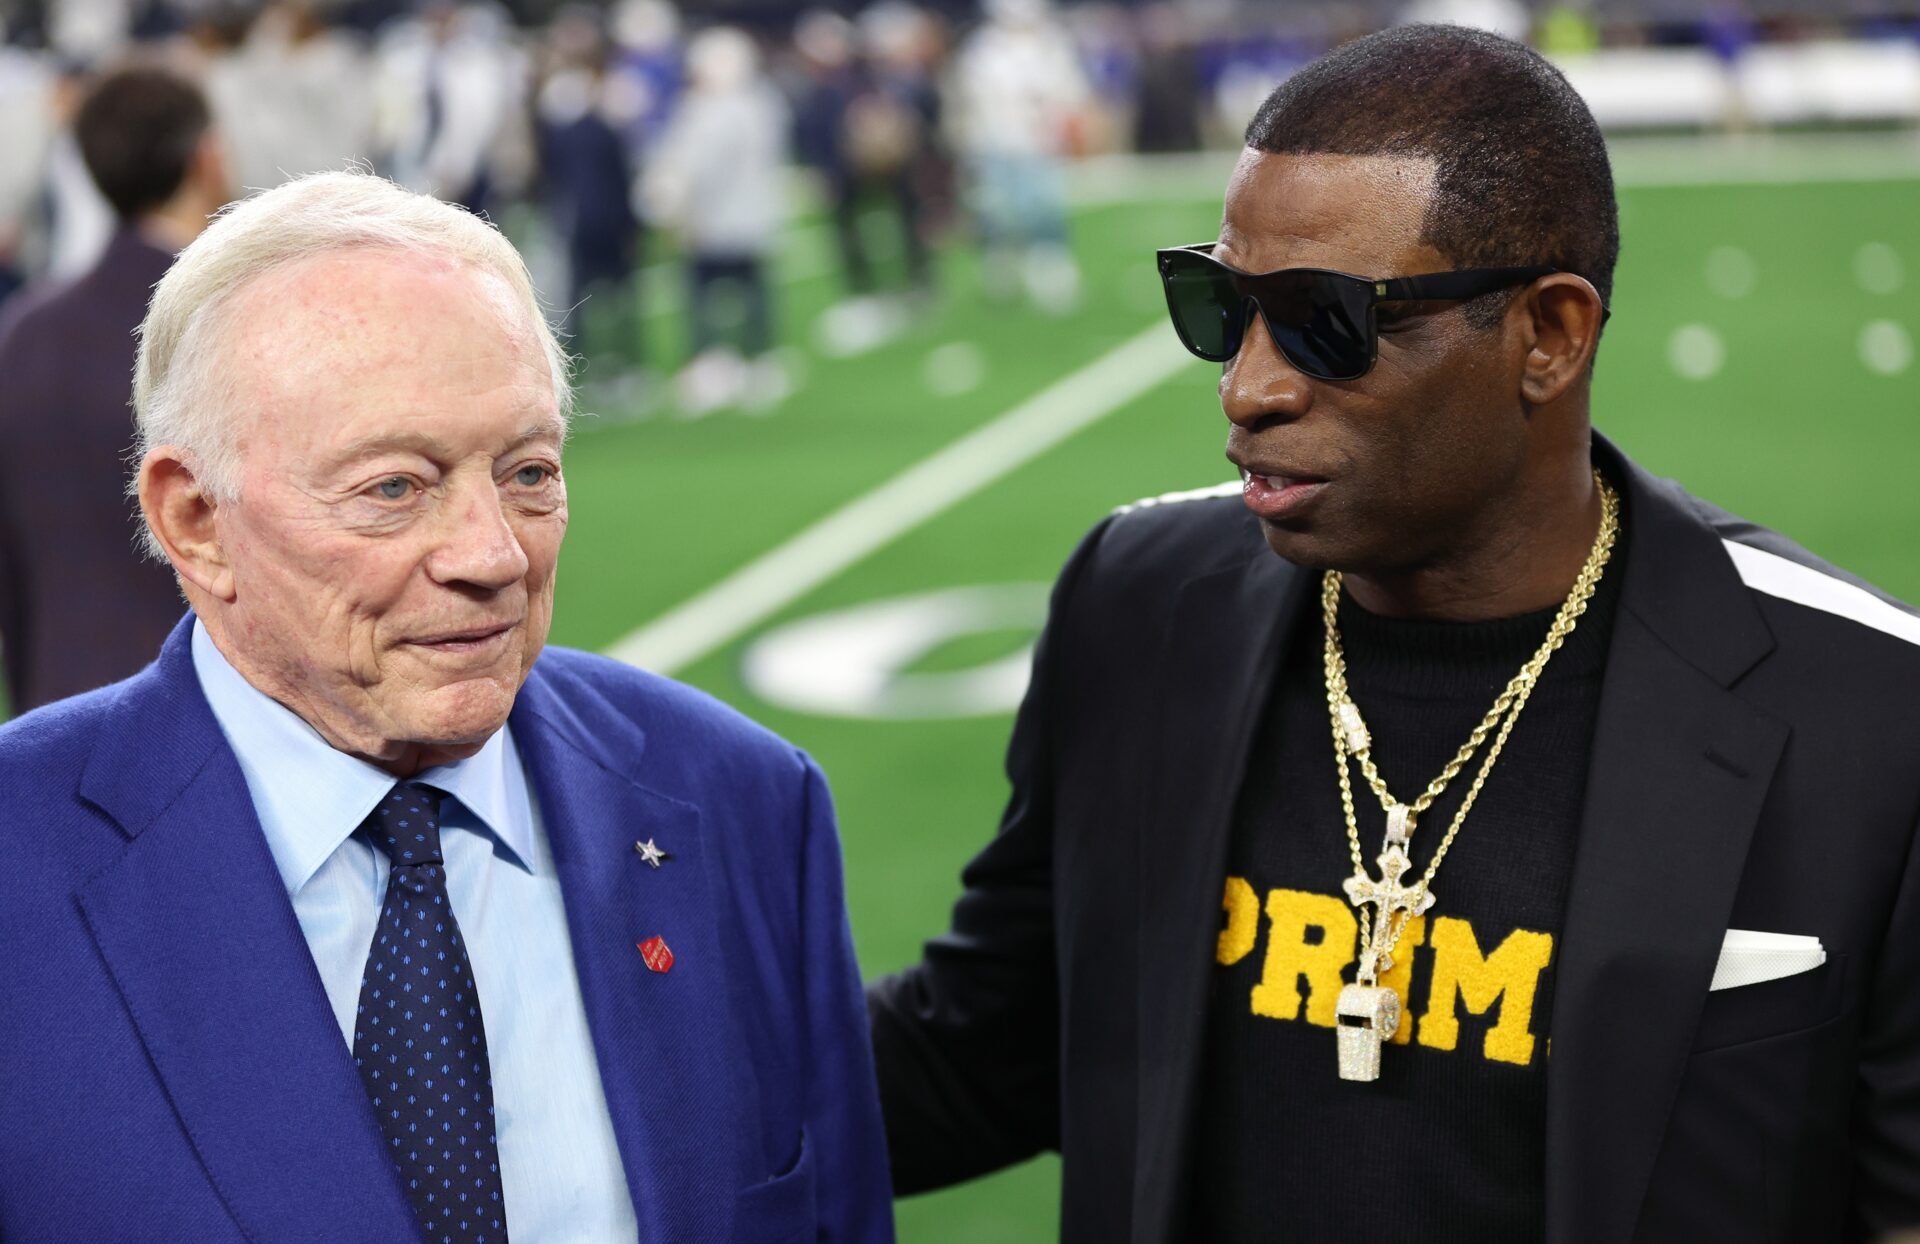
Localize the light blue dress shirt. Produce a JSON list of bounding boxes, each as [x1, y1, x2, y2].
[[191, 621, 640, 1241]]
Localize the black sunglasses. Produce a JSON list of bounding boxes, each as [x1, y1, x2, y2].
[[1157, 243, 1566, 381]]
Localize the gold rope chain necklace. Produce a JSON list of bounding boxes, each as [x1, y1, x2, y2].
[[1322, 470, 1620, 1081]]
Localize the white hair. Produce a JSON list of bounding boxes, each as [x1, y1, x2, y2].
[[131, 168, 572, 559]]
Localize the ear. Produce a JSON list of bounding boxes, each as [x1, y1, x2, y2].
[[1516, 274, 1606, 406], [137, 447, 236, 602]]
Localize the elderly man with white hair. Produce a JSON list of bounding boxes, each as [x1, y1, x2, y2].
[[0, 170, 893, 1244]]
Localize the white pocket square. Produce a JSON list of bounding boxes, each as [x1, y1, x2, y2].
[[1709, 929, 1827, 991]]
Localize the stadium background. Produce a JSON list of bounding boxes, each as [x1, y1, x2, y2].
[[2, 0, 1918, 1238]]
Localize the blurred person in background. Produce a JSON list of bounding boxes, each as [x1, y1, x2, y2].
[[1060, 2, 1134, 155], [203, 0, 374, 191], [605, 0, 683, 155], [0, 42, 58, 305], [646, 24, 790, 416], [790, 11, 876, 298], [0, 168, 894, 1243], [859, 2, 946, 280], [1131, 3, 1201, 153], [872, 24, 1920, 1242], [949, 0, 1089, 314], [791, 5, 939, 358], [0, 61, 228, 713], [373, 0, 523, 216], [537, 3, 642, 352]]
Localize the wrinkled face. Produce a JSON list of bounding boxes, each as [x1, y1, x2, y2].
[[1218, 150, 1532, 574], [211, 248, 566, 765]]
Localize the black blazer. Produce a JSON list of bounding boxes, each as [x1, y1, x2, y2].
[[0, 227, 186, 712], [870, 436, 1920, 1243]]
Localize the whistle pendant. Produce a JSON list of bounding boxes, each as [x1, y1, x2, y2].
[[1334, 983, 1401, 1082]]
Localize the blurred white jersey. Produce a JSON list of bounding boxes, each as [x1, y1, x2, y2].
[[0, 49, 56, 252], [647, 86, 789, 256], [207, 16, 375, 191], [952, 17, 1089, 159], [374, 7, 525, 203]]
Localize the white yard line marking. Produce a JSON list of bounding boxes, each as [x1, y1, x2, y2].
[[606, 321, 1194, 675]]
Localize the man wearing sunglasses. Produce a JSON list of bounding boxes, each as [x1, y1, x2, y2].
[[870, 22, 1920, 1244]]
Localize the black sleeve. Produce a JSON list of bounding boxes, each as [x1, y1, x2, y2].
[[1848, 801, 1920, 1237], [866, 515, 1113, 1194]]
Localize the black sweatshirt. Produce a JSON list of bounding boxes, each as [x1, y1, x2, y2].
[[1187, 540, 1624, 1242]]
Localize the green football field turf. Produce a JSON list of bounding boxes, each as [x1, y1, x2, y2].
[[4, 136, 1914, 1241]]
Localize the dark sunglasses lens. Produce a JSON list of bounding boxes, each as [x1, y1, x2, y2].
[[1257, 271, 1373, 380], [1161, 254, 1243, 361]]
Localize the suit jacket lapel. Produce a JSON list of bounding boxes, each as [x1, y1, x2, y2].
[[75, 621, 423, 1244], [1544, 442, 1789, 1243], [510, 671, 734, 1244], [1133, 538, 1307, 1242]]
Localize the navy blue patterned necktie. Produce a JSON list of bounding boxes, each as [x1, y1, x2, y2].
[[352, 782, 510, 1243]]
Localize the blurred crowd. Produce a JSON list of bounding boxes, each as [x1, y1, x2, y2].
[[0, 0, 1116, 415], [3, 0, 1916, 407]]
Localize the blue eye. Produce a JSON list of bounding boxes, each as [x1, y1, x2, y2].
[[376, 477, 411, 500], [514, 465, 550, 487]]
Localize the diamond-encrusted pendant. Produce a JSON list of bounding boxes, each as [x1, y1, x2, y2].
[[1385, 801, 1410, 846], [1335, 983, 1400, 1081], [1340, 836, 1434, 1080], [1338, 701, 1370, 753]]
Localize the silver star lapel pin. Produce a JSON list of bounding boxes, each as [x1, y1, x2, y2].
[[634, 838, 671, 869]]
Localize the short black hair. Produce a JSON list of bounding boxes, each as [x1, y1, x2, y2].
[[74, 64, 212, 220], [1245, 24, 1618, 328]]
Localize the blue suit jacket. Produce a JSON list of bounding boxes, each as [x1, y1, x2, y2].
[[0, 618, 894, 1243]]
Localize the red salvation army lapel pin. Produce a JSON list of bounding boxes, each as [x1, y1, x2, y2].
[[637, 935, 674, 974]]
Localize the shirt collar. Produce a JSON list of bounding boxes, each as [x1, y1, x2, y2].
[[190, 619, 536, 895], [430, 723, 538, 877]]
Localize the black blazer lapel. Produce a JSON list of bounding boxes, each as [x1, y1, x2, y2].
[[1133, 544, 1308, 1242], [509, 672, 735, 1244], [1545, 442, 1790, 1243], [74, 627, 422, 1243]]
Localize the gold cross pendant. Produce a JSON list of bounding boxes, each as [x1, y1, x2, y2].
[[1342, 843, 1437, 951], [1338, 843, 1434, 1081]]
